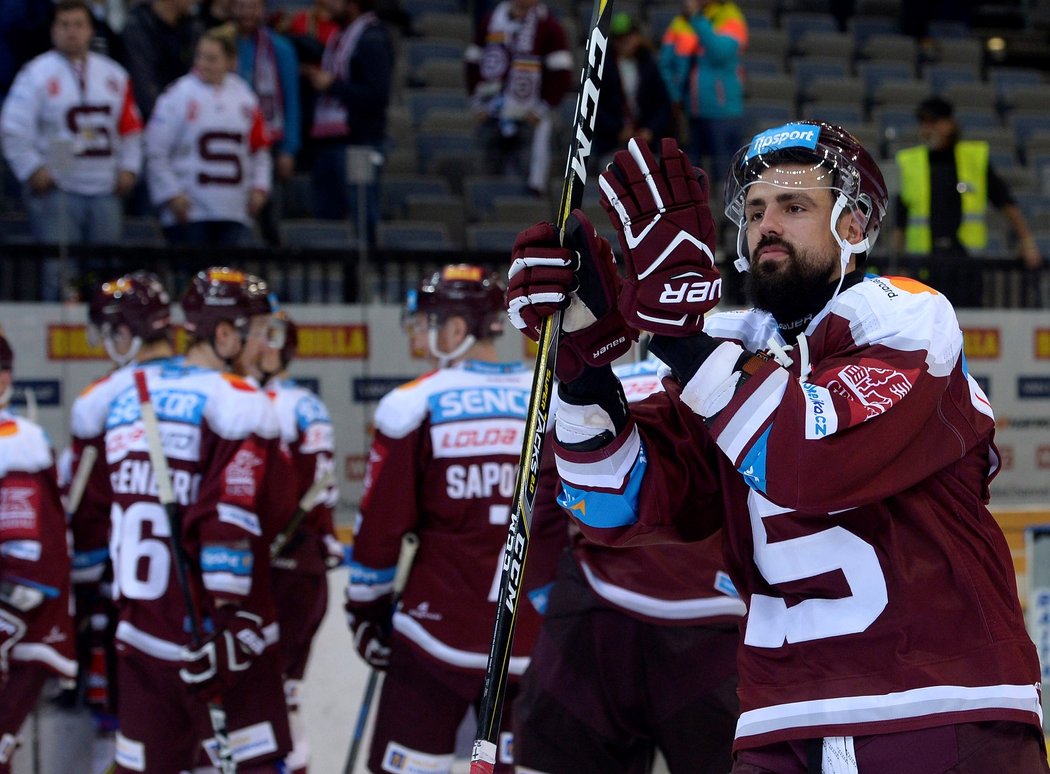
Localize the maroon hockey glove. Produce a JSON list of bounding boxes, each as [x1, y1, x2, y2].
[[506, 210, 636, 382], [179, 607, 267, 700], [599, 137, 721, 337], [345, 595, 393, 670]]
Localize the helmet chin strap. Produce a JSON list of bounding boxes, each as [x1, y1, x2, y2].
[[428, 328, 475, 368], [105, 336, 142, 367], [829, 192, 870, 302]]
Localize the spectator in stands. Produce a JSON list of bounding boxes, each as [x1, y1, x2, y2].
[[278, 0, 339, 48], [122, 0, 201, 119], [593, 13, 672, 172], [894, 96, 1043, 307], [658, 0, 748, 185], [1, 0, 143, 297], [200, 0, 235, 29], [144, 25, 272, 246], [465, 0, 573, 197], [302, 0, 392, 244], [234, 0, 300, 245]]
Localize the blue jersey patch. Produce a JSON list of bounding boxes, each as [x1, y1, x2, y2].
[[558, 442, 648, 529], [348, 561, 396, 588], [107, 386, 207, 429], [200, 546, 253, 576], [738, 425, 772, 493], [747, 122, 821, 160], [429, 386, 529, 423], [295, 392, 332, 431], [527, 581, 553, 615]]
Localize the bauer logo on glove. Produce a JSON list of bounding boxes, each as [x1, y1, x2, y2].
[[598, 137, 722, 337]]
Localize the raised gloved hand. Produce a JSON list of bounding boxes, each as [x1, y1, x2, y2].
[[506, 210, 636, 382], [179, 607, 267, 699], [0, 605, 27, 684], [345, 595, 394, 670], [599, 137, 721, 336]]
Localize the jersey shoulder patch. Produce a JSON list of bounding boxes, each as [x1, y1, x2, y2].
[[373, 371, 443, 439], [0, 416, 53, 477]]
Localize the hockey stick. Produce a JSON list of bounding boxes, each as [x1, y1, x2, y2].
[[269, 470, 337, 560], [342, 531, 420, 774], [66, 444, 98, 516], [133, 370, 237, 774], [469, 3, 614, 771]]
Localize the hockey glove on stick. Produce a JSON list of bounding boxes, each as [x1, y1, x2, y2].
[[507, 209, 636, 382], [345, 595, 394, 670], [179, 607, 267, 700], [599, 137, 721, 336]]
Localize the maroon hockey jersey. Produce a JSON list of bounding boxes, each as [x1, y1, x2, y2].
[[0, 410, 75, 678], [348, 360, 566, 676], [554, 276, 1042, 749]]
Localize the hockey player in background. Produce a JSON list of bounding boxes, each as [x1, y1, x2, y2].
[[66, 271, 178, 760], [505, 312, 743, 770], [255, 310, 342, 774], [102, 268, 292, 772], [144, 25, 272, 246], [345, 265, 567, 773], [0, 331, 77, 774], [507, 125, 1048, 771]]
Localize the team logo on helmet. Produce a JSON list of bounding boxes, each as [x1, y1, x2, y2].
[[181, 267, 273, 338]]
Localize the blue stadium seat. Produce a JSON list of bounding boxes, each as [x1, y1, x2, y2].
[[925, 63, 980, 93], [404, 39, 464, 74], [745, 54, 786, 76], [466, 223, 522, 251], [782, 13, 838, 44], [415, 132, 474, 174], [406, 89, 468, 126], [792, 58, 850, 93], [856, 61, 916, 101], [849, 16, 898, 48], [1009, 112, 1050, 152], [463, 177, 531, 221], [928, 20, 970, 39], [989, 67, 1045, 100], [376, 221, 453, 250], [381, 175, 452, 219], [805, 103, 865, 127], [281, 220, 357, 248]]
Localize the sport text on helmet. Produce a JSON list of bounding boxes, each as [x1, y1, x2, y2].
[[723, 121, 888, 273]]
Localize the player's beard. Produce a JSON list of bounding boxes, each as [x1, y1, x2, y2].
[[746, 235, 838, 331]]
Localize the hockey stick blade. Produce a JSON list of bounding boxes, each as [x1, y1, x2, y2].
[[133, 370, 237, 774], [342, 532, 420, 774], [469, 1, 615, 771]]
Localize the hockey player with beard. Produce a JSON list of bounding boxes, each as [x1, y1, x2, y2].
[[506, 126, 1047, 771], [103, 267, 292, 773], [254, 310, 341, 774], [346, 265, 566, 774], [0, 331, 76, 774]]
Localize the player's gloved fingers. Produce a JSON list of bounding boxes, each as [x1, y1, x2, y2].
[[624, 137, 672, 213], [511, 222, 560, 256], [508, 248, 573, 280], [598, 170, 637, 233], [507, 292, 565, 335]]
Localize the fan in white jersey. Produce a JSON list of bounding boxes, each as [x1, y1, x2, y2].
[[144, 25, 272, 246], [0, 331, 76, 774], [347, 265, 567, 774], [0, 0, 143, 296], [251, 310, 341, 774], [508, 126, 1049, 773]]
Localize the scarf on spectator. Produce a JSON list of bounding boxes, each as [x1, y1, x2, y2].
[[252, 29, 285, 142], [480, 1, 542, 120], [311, 11, 376, 138]]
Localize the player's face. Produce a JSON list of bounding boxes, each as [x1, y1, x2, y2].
[[743, 164, 858, 321], [195, 39, 234, 85], [402, 313, 434, 364], [52, 9, 93, 58], [919, 116, 956, 152], [233, 0, 265, 33], [231, 314, 272, 377]]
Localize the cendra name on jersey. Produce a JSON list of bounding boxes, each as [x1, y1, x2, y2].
[[110, 457, 201, 505], [429, 386, 529, 423], [446, 461, 516, 500]]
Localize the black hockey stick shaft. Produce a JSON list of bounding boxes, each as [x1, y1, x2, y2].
[[133, 370, 237, 774], [470, 1, 614, 770], [342, 531, 420, 774]]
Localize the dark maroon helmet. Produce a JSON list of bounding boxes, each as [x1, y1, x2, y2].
[[0, 333, 12, 371], [724, 121, 888, 268], [88, 272, 172, 343], [181, 268, 273, 339], [407, 264, 506, 340]]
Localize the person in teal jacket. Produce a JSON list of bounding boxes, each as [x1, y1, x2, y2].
[[658, 0, 748, 183]]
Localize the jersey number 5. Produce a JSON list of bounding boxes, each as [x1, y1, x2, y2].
[[744, 493, 888, 648]]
